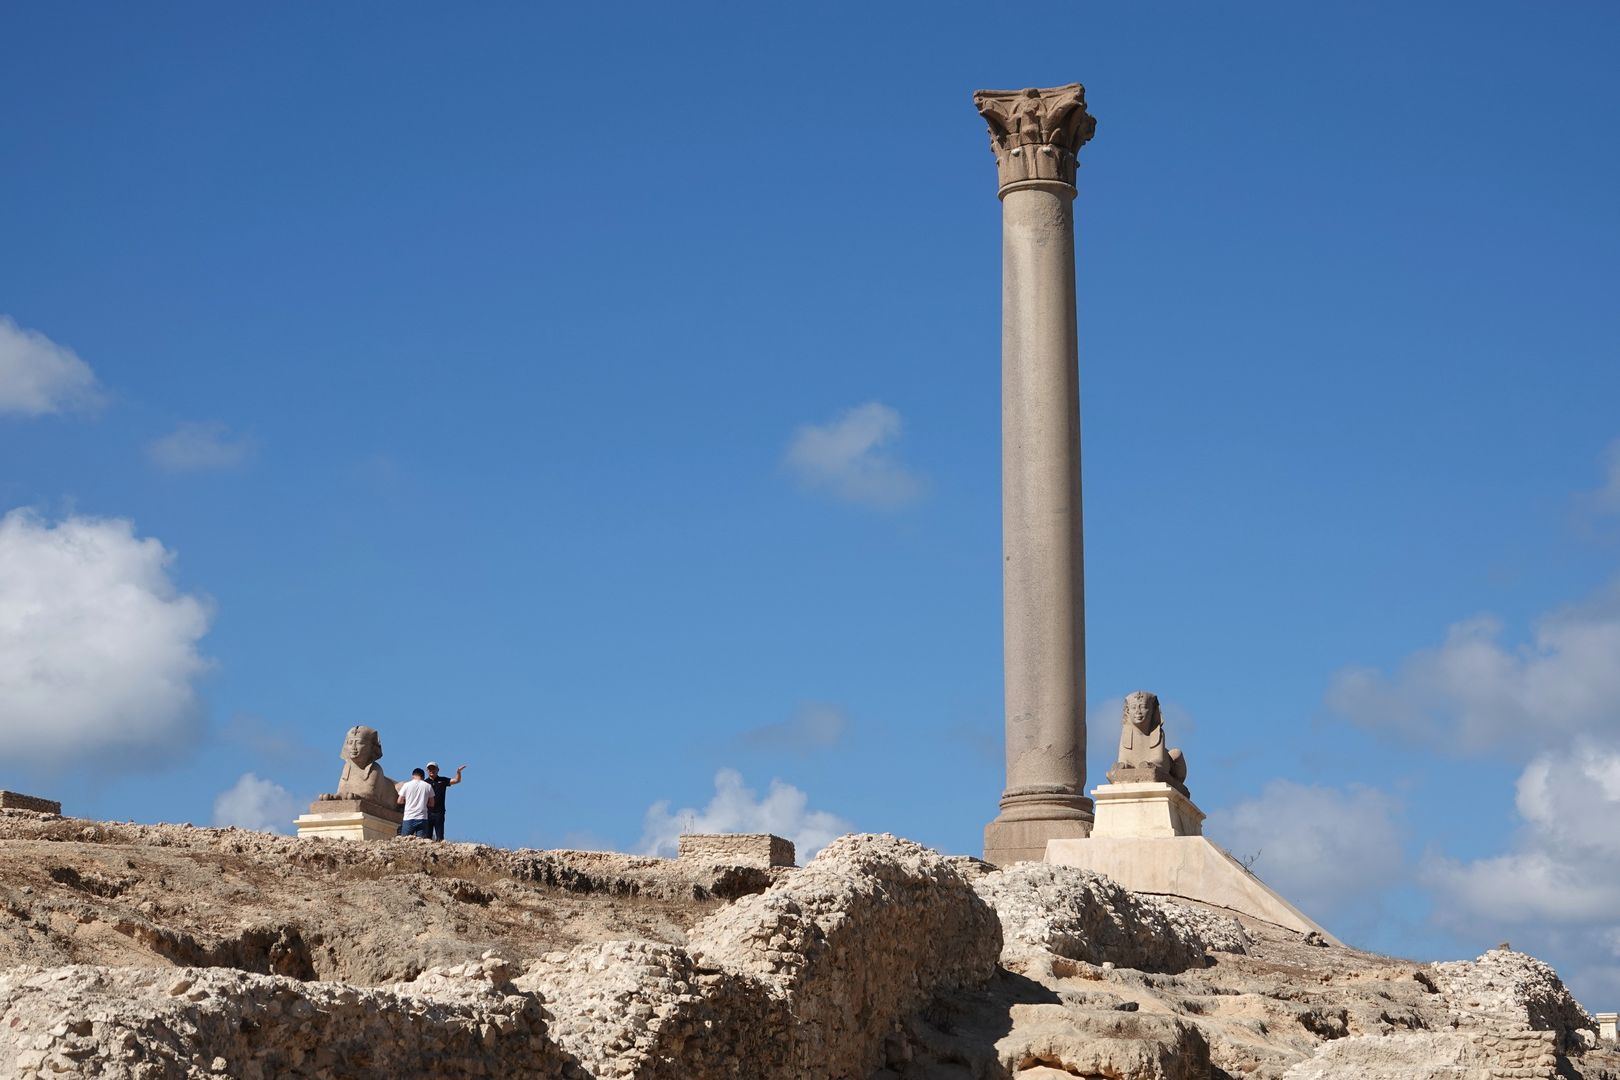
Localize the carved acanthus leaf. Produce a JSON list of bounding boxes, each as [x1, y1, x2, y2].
[[973, 83, 1097, 189]]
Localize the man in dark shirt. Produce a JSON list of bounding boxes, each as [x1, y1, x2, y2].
[[423, 761, 466, 842]]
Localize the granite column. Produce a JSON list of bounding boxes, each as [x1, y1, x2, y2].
[[975, 84, 1097, 864]]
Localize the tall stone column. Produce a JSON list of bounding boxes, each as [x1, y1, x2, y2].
[[976, 84, 1097, 865]]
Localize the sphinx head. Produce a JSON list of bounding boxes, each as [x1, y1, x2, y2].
[[342, 725, 382, 768], [1123, 691, 1162, 734]]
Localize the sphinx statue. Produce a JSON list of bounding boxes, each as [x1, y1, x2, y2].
[[1106, 691, 1188, 793], [314, 724, 401, 815]]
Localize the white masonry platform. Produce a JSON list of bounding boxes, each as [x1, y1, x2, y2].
[[294, 806, 401, 842], [1090, 781, 1204, 839], [289, 799, 396, 848], [1047, 778, 1341, 944]]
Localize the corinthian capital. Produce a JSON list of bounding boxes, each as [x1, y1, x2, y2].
[[974, 83, 1097, 191]]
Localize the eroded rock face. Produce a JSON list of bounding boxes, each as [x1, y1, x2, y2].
[[0, 963, 563, 1080], [517, 833, 1001, 1080], [1429, 947, 1594, 1051], [520, 939, 771, 1080], [4, 816, 1618, 1080], [0, 833, 999, 1080]]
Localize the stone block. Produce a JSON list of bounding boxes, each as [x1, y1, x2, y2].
[[984, 817, 1092, 866], [1598, 1011, 1617, 1041], [1090, 781, 1204, 839], [677, 833, 795, 868], [0, 790, 61, 815]]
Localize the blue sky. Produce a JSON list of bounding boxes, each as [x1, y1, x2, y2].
[[4, 2, 1620, 1005]]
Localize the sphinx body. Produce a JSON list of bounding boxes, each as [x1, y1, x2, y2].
[[323, 725, 400, 811], [1107, 691, 1187, 792]]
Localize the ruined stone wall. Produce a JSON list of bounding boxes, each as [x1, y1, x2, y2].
[[1430, 947, 1594, 1051], [0, 961, 565, 1080], [676, 833, 794, 868], [0, 791, 60, 815]]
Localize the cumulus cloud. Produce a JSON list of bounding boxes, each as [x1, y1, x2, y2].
[[1426, 740, 1620, 926], [0, 510, 212, 767], [212, 773, 301, 834], [0, 316, 102, 416], [784, 402, 924, 509], [1327, 581, 1620, 755], [147, 421, 254, 472], [1205, 780, 1405, 927], [639, 768, 852, 860], [736, 703, 848, 753], [1422, 739, 1620, 1005]]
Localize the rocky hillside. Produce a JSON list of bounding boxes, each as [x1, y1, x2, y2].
[[1, 807, 1617, 1079]]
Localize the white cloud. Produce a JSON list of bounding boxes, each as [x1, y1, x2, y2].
[[639, 767, 852, 861], [0, 316, 102, 416], [1327, 581, 1620, 755], [1205, 780, 1405, 926], [213, 772, 301, 834], [0, 510, 212, 766], [784, 401, 924, 509], [1426, 740, 1620, 925], [1421, 739, 1620, 1006], [147, 421, 254, 472], [737, 703, 848, 752]]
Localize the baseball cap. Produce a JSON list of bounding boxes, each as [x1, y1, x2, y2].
[[426, 761, 439, 768]]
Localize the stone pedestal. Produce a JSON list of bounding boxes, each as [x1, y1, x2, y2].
[[1090, 781, 1204, 839], [294, 797, 401, 841], [975, 84, 1100, 866], [1598, 1012, 1617, 1043], [985, 817, 1093, 866]]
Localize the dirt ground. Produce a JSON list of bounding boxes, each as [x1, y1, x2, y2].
[[0, 809, 771, 986]]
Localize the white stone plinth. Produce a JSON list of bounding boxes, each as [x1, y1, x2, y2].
[[1598, 1012, 1617, 1042], [294, 809, 401, 841], [1046, 835, 1341, 944], [1091, 781, 1204, 839]]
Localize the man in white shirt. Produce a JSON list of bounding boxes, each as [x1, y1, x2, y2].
[[396, 768, 435, 838]]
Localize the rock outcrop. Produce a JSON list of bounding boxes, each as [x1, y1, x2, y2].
[[523, 833, 1000, 1080], [3, 812, 1618, 1079]]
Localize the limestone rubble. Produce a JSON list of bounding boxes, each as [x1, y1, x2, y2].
[[2, 809, 1618, 1079]]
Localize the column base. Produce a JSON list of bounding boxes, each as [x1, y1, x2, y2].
[[985, 813, 1093, 865]]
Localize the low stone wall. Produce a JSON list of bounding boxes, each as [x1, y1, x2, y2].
[[676, 832, 794, 868], [1281, 1029, 1559, 1080], [0, 961, 565, 1080], [1430, 947, 1594, 1051], [0, 791, 61, 815]]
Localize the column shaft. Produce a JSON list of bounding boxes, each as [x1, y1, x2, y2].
[[1000, 182, 1087, 805]]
